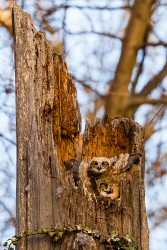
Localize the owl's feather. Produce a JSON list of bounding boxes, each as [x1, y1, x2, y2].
[[64, 159, 81, 185], [110, 153, 142, 174]]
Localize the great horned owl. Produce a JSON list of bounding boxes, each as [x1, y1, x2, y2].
[[64, 153, 142, 199], [64, 157, 110, 184], [97, 181, 120, 199], [95, 153, 142, 199]]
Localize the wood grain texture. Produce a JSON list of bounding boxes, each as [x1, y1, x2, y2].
[[13, 3, 148, 250], [82, 117, 148, 250]]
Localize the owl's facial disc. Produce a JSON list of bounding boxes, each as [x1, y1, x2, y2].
[[99, 182, 120, 199], [100, 183, 113, 194], [89, 157, 110, 175], [89, 157, 110, 174], [91, 160, 109, 172]]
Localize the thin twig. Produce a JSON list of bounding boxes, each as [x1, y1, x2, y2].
[[0, 133, 16, 145], [145, 105, 166, 129]]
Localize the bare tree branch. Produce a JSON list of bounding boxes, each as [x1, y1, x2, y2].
[[0, 6, 12, 34], [0, 133, 16, 145], [64, 29, 122, 40], [72, 75, 102, 96], [144, 105, 166, 130], [44, 4, 132, 17], [129, 97, 167, 106], [139, 64, 167, 97], [151, 207, 167, 230], [143, 41, 167, 47], [105, 0, 156, 117], [131, 48, 146, 94]]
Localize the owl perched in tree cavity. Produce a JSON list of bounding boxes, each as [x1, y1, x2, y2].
[[64, 153, 142, 199]]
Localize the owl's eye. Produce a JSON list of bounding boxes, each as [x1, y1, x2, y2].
[[102, 161, 108, 166], [100, 183, 113, 194], [100, 183, 108, 190], [93, 161, 98, 166]]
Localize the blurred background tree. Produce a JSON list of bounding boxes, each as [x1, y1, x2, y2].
[[0, 0, 167, 249]]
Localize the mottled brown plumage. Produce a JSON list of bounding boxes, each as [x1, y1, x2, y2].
[[64, 153, 142, 199]]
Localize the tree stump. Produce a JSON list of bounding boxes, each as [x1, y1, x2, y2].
[[13, 3, 149, 250]]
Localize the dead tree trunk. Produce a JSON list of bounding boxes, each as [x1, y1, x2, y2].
[[13, 3, 149, 250]]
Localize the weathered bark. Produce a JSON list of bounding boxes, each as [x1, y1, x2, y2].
[[13, 3, 149, 250]]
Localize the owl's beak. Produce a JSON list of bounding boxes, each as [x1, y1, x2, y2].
[[97, 165, 102, 170]]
